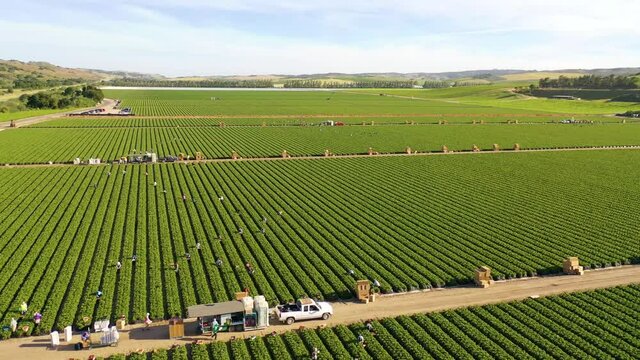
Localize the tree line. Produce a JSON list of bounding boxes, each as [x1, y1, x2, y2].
[[539, 75, 638, 89], [18, 85, 104, 110], [105, 78, 274, 88], [283, 80, 417, 88]]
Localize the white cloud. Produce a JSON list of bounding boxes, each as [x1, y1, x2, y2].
[[1, 1, 639, 75]]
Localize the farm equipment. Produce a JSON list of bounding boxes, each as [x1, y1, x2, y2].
[[514, 143, 521, 151], [493, 144, 500, 151], [368, 147, 379, 155], [194, 152, 204, 161], [282, 150, 291, 158], [442, 145, 449, 153], [472, 145, 480, 152], [355, 280, 377, 304], [563, 257, 584, 275], [162, 155, 178, 162], [474, 266, 494, 288], [231, 151, 239, 160]]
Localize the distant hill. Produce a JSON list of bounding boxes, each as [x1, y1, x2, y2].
[[3, 59, 639, 87], [0, 59, 107, 89]]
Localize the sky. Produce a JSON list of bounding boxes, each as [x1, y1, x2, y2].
[[1, 0, 639, 76]]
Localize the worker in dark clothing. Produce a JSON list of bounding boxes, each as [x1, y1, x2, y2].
[[365, 319, 375, 333], [96, 290, 103, 299], [216, 259, 223, 267], [132, 254, 137, 263]]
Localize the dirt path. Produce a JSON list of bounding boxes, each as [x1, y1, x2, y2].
[[0, 99, 116, 129], [3, 144, 640, 169], [1, 265, 638, 359]]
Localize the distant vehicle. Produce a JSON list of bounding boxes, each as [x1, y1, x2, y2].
[[275, 298, 333, 325], [335, 121, 345, 126]]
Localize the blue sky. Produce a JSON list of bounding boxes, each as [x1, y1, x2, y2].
[[1, 0, 638, 76]]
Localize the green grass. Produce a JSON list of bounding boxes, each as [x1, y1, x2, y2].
[[0, 109, 68, 122], [0, 151, 638, 333], [2, 123, 640, 163]]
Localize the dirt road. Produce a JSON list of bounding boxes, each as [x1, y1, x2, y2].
[[0, 99, 116, 129], [1, 265, 638, 359]]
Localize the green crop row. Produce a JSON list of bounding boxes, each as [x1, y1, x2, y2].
[[3, 123, 640, 164], [0, 151, 638, 333], [83, 285, 640, 359]]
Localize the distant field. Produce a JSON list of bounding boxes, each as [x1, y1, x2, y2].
[[103, 89, 544, 116], [31, 113, 620, 127], [2, 123, 640, 163], [355, 86, 640, 114], [500, 71, 584, 81]]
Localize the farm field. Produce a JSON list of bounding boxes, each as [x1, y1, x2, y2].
[[28, 113, 618, 127], [3, 124, 640, 164], [0, 151, 638, 334], [82, 284, 640, 360], [354, 85, 640, 114], [103, 89, 548, 116], [0, 108, 71, 123]]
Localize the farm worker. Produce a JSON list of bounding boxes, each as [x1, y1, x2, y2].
[[81, 331, 90, 341], [262, 216, 268, 223], [278, 211, 283, 216], [122, 170, 126, 175], [219, 196, 224, 201], [116, 261, 122, 270], [212, 319, 220, 339], [238, 228, 243, 235], [175, 263, 179, 272], [365, 320, 374, 333], [144, 313, 152, 330], [357, 334, 366, 347], [216, 259, 223, 267], [10, 318, 17, 332], [348, 269, 355, 276], [186, 253, 191, 261], [163, 189, 167, 194], [107, 172, 111, 177], [182, 194, 186, 201], [145, 172, 148, 176], [312, 347, 320, 360], [153, 181, 157, 187], [132, 254, 137, 263], [261, 228, 266, 234], [33, 312, 42, 325], [96, 290, 103, 299], [196, 242, 201, 251], [373, 279, 381, 287], [19, 301, 27, 315]]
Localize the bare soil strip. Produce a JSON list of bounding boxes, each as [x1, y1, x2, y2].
[[0, 265, 637, 359]]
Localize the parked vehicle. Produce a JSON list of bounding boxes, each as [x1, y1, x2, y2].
[[275, 298, 333, 325]]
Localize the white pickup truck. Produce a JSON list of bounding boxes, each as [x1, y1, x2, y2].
[[275, 298, 333, 325]]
